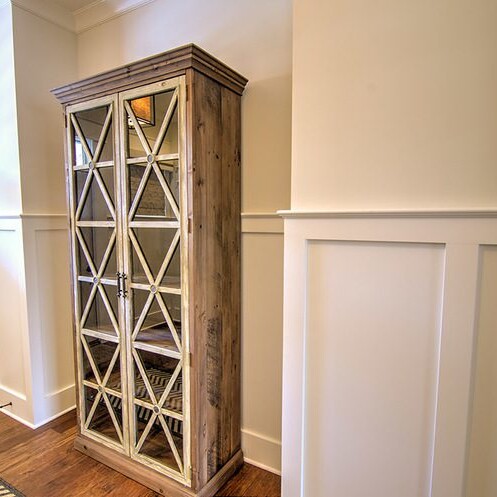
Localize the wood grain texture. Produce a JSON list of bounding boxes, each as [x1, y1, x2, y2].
[[188, 71, 242, 491], [51, 44, 248, 105], [0, 411, 280, 497]]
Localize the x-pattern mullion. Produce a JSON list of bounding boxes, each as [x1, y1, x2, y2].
[[154, 229, 180, 286], [125, 100, 153, 221], [84, 390, 102, 429], [125, 97, 179, 221], [128, 229, 154, 284], [128, 162, 153, 221], [77, 227, 118, 335], [129, 228, 181, 347], [92, 106, 113, 162], [74, 169, 94, 221], [157, 359, 182, 409], [101, 392, 124, 444], [83, 342, 121, 431], [71, 107, 116, 221], [97, 284, 120, 335], [135, 412, 158, 452], [71, 114, 94, 165], [132, 292, 154, 340], [156, 293, 182, 352], [151, 161, 180, 220], [125, 100, 153, 156], [151, 88, 178, 156], [92, 168, 116, 221], [158, 412, 184, 473], [132, 349, 159, 405], [81, 335, 103, 386]]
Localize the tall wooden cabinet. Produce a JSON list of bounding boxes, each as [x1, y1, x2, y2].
[[52, 45, 247, 497]]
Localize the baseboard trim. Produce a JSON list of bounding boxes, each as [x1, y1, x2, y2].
[[243, 457, 281, 476], [241, 428, 281, 475], [33, 404, 76, 429], [0, 406, 35, 429]]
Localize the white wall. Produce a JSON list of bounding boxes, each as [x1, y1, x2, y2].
[[77, 0, 292, 213], [74, 0, 292, 473], [0, 3, 77, 427], [0, 1, 22, 215], [284, 1, 497, 496], [13, 5, 77, 214], [292, 0, 497, 211]]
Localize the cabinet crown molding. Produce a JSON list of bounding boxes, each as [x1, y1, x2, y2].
[[51, 43, 248, 105]]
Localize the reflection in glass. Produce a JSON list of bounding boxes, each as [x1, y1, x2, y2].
[[80, 281, 118, 336], [72, 106, 113, 165], [135, 406, 183, 472], [127, 90, 177, 159], [85, 386, 122, 443]]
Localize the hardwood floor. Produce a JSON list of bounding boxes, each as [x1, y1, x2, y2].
[[0, 410, 280, 497]]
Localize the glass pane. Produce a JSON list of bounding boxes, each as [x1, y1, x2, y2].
[[131, 228, 180, 285], [132, 290, 181, 354], [128, 163, 179, 221], [85, 386, 122, 443], [135, 406, 183, 472], [75, 167, 115, 222], [82, 336, 120, 391], [72, 106, 113, 166], [77, 227, 117, 279], [80, 281, 118, 336], [127, 90, 177, 159], [134, 350, 181, 403]]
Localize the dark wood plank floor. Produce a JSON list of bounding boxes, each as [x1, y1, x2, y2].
[[0, 410, 280, 497]]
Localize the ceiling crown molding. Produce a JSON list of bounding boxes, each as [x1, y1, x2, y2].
[[10, 0, 75, 32], [74, 0, 156, 33]]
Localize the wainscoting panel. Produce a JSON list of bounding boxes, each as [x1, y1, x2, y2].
[[465, 245, 497, 497], [241, 213, 284, 473], [280, 211, 497, 497], [21, 214, 75, 425], [0, 217, 31, 423], [0, 221, 27, 400], [304, 241, 444, 497]]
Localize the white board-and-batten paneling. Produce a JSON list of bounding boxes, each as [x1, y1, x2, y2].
[[0, 214, 75, 427], [280, 211, 497, 497]]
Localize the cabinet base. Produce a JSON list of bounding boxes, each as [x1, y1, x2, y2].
[[74, 435, 244, 497]]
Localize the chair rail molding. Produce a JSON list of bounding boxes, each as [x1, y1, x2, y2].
[[281, 209, 497, 497]]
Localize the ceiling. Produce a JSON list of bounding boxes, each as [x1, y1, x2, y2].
[[51, 0, 96, 12]]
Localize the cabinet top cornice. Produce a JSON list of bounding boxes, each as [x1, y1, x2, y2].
[[51, 44, 248, 105]]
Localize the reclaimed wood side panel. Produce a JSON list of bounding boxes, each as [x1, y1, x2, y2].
[[188, 70, 242, 491]]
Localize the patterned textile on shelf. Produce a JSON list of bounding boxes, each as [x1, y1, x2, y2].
[[111, 368, 183, 435]]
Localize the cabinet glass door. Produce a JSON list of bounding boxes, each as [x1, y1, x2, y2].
[[120, 78, 189, 482], [67, 96, 126, 450]]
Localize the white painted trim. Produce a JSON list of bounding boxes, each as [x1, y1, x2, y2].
[[241, 212, 284, 234], [74, 0, 157, 33], [242, 427, 282, 447], [281, 213, 497, 497], [241, 428, 281, 475], [32, 404, 76, 429], [20, 213, 68, 219], [244, 457, 281, 476], [0, 406, 36, 429], [0, 383, 27, 401], [44, 383, 75, 399], [278, 209, 497, 219]]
